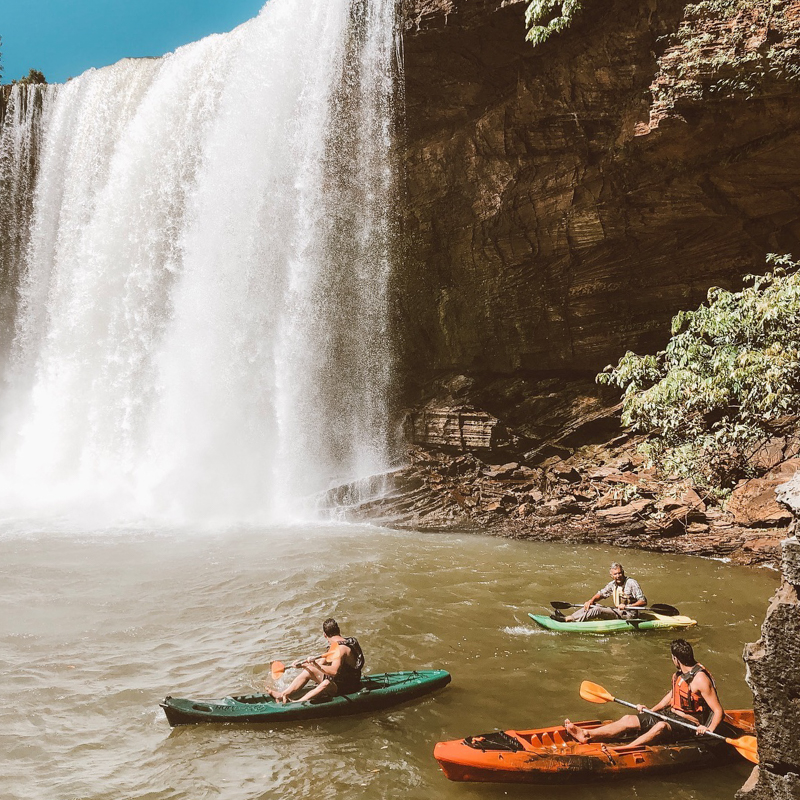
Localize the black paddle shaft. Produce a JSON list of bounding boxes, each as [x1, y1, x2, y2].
[[614, 697, 727, 742], [550, 601, 680, 616]]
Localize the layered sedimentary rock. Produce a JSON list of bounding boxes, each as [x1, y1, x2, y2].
[[738, 532, 800, 798], [346, 0, 800, 562], [398, 0, 800, 376]]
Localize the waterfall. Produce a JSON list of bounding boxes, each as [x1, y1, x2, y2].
[[0, 0, 400, 525]]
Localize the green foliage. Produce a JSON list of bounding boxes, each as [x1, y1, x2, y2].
[[654, 0, 800, 105], [597, 254, 800, 489], [13, 69, 47, 86], [525, 0, 583, 46]]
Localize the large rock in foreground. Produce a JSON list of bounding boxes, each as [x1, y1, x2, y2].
[[738, 530, 800, 798]]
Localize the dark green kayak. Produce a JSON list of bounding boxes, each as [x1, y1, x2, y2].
[[160, 669, 451, 726]]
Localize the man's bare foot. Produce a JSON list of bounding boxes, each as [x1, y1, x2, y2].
[[564, 719, 590, 744], [266, 688, 290, 704]]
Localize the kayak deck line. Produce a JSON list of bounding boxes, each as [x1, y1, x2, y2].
[[160, 669, 451, 726], [528, 612, 698, 634]]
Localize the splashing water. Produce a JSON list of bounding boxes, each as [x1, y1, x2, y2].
[[0, 0, 400, 525]]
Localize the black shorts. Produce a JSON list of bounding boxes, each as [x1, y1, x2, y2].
[[636, 709, 708, 742]]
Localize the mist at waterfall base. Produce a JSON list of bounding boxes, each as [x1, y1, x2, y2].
[[0, 0, 398, 527]]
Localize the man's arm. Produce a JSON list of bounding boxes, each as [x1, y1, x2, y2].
[[583, 591, 604, 610], [694, 674, 724, 735], [585, 582, 613, 610], [316, 645, 342, 678], [639, 690, 672, 713], [621, 579, 647, 609]]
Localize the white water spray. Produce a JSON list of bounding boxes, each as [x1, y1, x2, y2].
[[0, 0, 400, 524]]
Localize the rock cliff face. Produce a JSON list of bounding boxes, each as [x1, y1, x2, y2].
[[398, 0, 800, 376], [349, 0, 800, 563], [739, 530, 800, 798]]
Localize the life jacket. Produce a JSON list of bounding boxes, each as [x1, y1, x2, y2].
[[341, 636, 365, 672], [671, 663, 715, 715], [333, 636, 365, 692], [611, 582, 632, 607]]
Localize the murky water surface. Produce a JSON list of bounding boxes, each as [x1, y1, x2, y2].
[[1, 524, 776, 799]]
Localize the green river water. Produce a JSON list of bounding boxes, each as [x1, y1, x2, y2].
[[0, 523, 776, 799]]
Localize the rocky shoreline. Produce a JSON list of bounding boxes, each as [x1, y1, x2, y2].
[[338, 374, 797, 567]]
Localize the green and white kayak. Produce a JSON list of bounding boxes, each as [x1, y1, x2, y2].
[[528, 612, 697, 634], [160, 669, 451, 726]]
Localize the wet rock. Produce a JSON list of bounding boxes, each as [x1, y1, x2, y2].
[[483, 462, 519, 478], [728, 460, 800, 528], [404, 406, 512, 451], [685, 522, 709, 535], [739, 537, 800, 799], [595, 498, 653, 525], [588, 465, 621, 480], [536, 496, 579, 517], [549, 464, 582, 483]]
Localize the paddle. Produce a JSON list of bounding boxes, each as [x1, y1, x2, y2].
[[271, 646, 339, 681], [550, 601, 681, 616], [578, 680, 759, 764]]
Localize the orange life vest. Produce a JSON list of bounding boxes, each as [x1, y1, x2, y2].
[[671, 663, 715, 715]]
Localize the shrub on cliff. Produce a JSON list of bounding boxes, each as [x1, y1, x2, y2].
[[525, 0, 583, 46], [597, 254, 800, 491], [13, 69, 46, 86]]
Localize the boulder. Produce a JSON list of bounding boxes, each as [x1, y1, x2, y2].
[[738, 537, 800, 799], [728, 460, 800, 528], [404, 406, 511, 451], [595, 498, 653, 525]]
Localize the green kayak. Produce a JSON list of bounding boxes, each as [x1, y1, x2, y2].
[[528, 612, 697, 634], [160, 669, 451, 726]]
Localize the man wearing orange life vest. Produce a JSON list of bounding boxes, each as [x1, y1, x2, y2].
[[564, 639, 725, 746]]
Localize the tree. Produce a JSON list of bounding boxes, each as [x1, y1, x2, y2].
[[597, 254, 800, 491], [525, 0, 584, 46], [0, 35, 4, 82], [13, 69, 47, 86]]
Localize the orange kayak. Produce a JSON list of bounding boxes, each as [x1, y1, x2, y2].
[[434, 710, 754, 783]]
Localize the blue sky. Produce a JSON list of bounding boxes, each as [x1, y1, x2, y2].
[[1, 0, 266, 84]]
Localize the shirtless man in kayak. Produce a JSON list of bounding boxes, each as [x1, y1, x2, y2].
[[269, 618, 364, 703], [564, 639, 725, 746], [563, 562, 646, 622]]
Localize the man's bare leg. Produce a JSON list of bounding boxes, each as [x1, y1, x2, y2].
[[269, 669, 313, 702], [628, 720, 671, 747], [564, 714, 641, 743]]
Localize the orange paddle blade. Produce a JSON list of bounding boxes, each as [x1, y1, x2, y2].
[[727, 735, 759, 765], [580, 680, 615, 704], [270, 661, 286, 680]]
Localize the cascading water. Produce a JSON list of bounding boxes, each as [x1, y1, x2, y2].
[[0, 0, 400, 525]]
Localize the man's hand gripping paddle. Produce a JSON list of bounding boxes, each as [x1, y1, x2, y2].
[[578, 680, 759, 764], [270, 645, 339, 681]]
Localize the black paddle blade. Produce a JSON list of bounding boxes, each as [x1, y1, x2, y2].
[[550, 601, 577, 610], [649, 603, 680, 616]]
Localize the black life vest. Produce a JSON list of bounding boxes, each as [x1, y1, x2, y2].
[[334, 636, 365, 690]]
